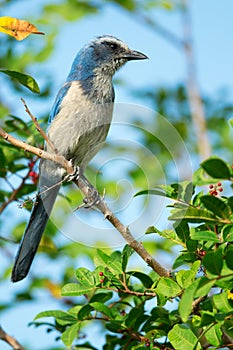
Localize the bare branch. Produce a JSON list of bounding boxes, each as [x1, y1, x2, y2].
[[134, 11, 184, 48], [21, 98, 57, 153], [0, 167, 32, 214], [0, 126, 170, 277], [0, 325, 25, 350], [181, 0, 211, 159]]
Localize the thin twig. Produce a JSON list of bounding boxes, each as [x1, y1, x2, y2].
[[0, 126, 170, 277], [0, 325, 25, 350], [0, 167, 32, 214], [134, 11, 184, 48], [21, 98, 57, 154]]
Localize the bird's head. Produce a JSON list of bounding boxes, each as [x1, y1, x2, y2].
[[70, 35, 148, 79], [91, 35, 148, 75]]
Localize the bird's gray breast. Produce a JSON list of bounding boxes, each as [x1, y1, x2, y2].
[[47, 81, 114, 168]]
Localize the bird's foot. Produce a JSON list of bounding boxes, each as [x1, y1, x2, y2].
[[73, 187, 101, 211], [83, 188, 101, 208], [64, 162, 80, 182]]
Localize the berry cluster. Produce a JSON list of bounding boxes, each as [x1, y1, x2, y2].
[[209, 182, 223, 196], [99, 271, 104, 284], [28, 160, 39, 184]]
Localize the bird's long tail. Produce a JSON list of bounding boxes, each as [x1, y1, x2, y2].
[[11, 175, 61, 282]]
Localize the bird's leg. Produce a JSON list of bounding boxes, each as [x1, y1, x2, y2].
[[80, 174, 101, 208], [64, 160, 80, 182], [73, 174, 101, 209]]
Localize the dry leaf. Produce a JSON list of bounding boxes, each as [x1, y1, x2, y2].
[[0, 16, 44, 41]]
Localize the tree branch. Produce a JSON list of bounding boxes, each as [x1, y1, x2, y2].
[[0, 325, 25, 350], [181, 0, 211, 160], [21, 98, 57, 153], [0, 126, 170, 277]]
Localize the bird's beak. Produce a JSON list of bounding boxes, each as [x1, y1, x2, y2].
[[120, 49, 148, 61]]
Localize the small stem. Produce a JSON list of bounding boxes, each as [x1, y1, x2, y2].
[[21, 98, 57, 154], [0, 325, 25, 350]]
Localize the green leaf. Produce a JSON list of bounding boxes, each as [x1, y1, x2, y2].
[[173, 252, 197, 269], [225, 245, 233, 270], [176, 261, 200, 288], [168, 324, 201, 350], [121, 244, 134, 272], [127, 271, 154, 288], [76, 268, 95, 287], [61, 322, 80, 347], [201, 157, 232, 179], [90, 302, 113, 319], [202, 249, 223, 276], [96, 249, 111, 266], [77, 304, 94, 320], [190, 230, 219, 242], [0, 69, 40, 93], [213, 291, 233, 312], [34, 310, 76, 322], [135, 183, 181, 200], [174, 220, 190, 243], [108, 251, 123, 274], [169, 207, 218, 223], [125, 307, 144, 328], [179, 279, 199, 322], [61, 283, 95, 296], [222, 224, 233, 242], [147, 226, 184, 246], [89, 292, 113, 304], [156, 277, 181, 298], [205, 323, 222, 346], [200, 195, 231, 219], [195, 277, 216, 298]]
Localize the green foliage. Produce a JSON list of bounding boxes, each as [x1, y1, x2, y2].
[[0, 1, 233, 350], [0, 69, 40, 93], [33, 158, 233, 348]]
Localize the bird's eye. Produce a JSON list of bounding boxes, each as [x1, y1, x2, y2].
[[109, 43, 118, 50], [104, 42, 119, 50]]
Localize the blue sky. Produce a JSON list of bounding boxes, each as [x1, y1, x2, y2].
[[1, 1, 233, 349]]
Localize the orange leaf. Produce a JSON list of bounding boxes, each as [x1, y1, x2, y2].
[[0, 16, 44, 41]]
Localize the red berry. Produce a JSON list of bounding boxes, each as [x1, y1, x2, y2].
[[29, 171, 35, 177], [209, 184, 214, 189], [199, 250, 206, 256], [28, 161, 34, 168], [145, 343, 150, 347], [217, 182, 222, 187], [99, 271, 104, 276], [100, 279, 104, 283], [219, 187, 223, 192]]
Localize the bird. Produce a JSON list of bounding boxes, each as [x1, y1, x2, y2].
[[11, 35, 148, 282]]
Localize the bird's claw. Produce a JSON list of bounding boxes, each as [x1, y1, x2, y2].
[[83, 188, 101, 208], [64, 164, 80, 182]]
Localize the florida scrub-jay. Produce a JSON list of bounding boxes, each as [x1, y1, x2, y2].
[[11, 35, 147, 282]]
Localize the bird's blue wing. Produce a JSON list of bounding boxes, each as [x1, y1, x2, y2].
[[48, 82, 71, 125]]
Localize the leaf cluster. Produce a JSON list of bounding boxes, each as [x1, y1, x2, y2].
[[34, 158, 233, 349]]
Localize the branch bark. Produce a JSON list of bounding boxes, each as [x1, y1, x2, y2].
[[181, 0, 211, 160], [0, 126, 170, 277], [0, 325, 25, 350]]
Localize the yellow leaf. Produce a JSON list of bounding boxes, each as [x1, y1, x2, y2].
[[44, 280, 61, 299], [0, 16, 44, 41]]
